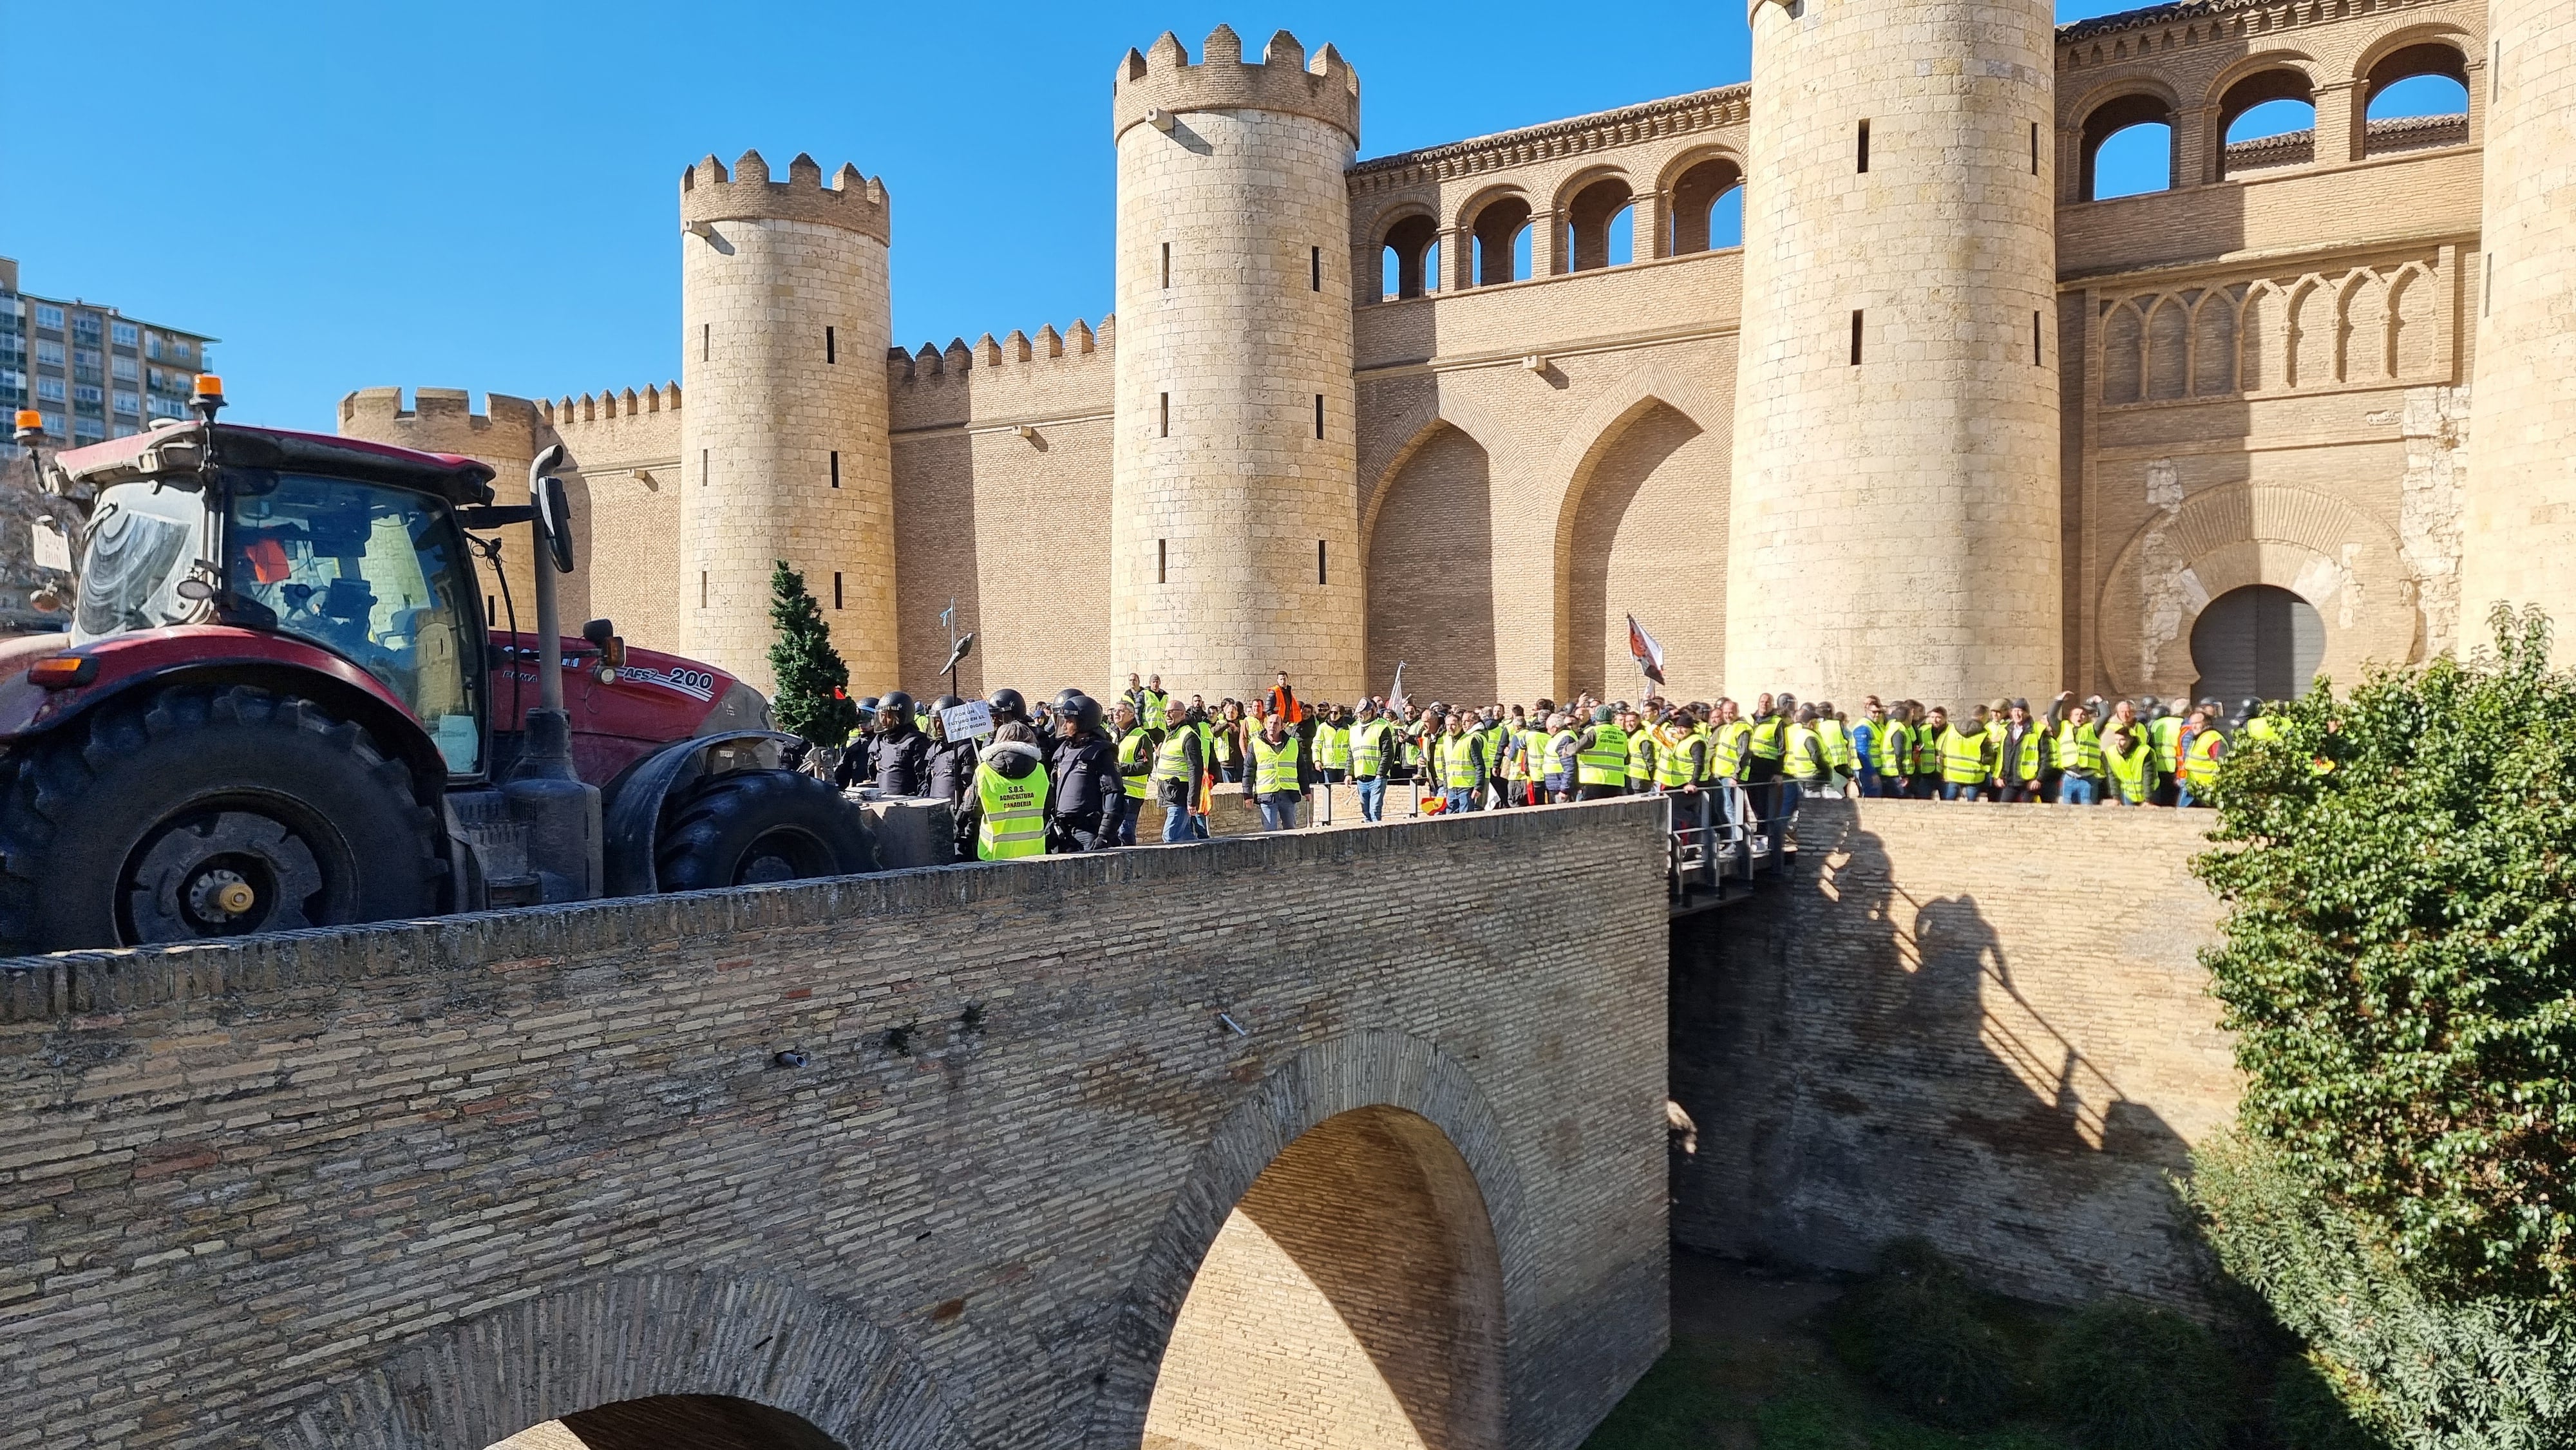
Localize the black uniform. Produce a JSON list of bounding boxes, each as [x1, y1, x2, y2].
[[871, 726, 932, 797], [925, 735, 975, 807], [1046, 728, 1120, 851]]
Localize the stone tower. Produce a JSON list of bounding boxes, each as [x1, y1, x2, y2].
[[678, 150, 896, 696], [1725, 0, 2062, 704], [1109, 27, 1366, 701], [2461, 0, 2576, 659]]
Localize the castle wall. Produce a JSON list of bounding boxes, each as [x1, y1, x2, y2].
[[1672, 797, 2236, 1308], [887, 323, 1117, 699], [2052, 0, 2488, 693], [2461, 0, 2576, 655], [1727, 0, 2064, 707], [1108, 30, 1368, 702], [677, 153, 898, 697], [543, 388, 685, 654], [346, 0, 2532, 717]]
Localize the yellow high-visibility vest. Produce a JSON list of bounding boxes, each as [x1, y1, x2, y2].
[[1117, 728, 1152, 800], [1577, 724, 1630, 786], [1939, 727, 1991, 785], [974, 757, 1047, 860], [1249, 733, 1301, 795]]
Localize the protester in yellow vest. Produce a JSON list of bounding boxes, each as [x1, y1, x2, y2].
[[2179, 710, 2226, 807], [2056, 704, 2106, 805], [1349, 701, 1396, 823], [969, 723, 1050, 860], [1938, 710, 1991, 802], [1574, 706, 1630, 801]]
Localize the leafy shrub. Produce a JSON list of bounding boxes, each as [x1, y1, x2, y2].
[[2040, 1297, 2234, 1450], [2185, 1131, 2576, 1449], [2193, 605, 2576, 1299], [1827, 1238, 2020, 1430], [2269, 1353, 2389, 1450]]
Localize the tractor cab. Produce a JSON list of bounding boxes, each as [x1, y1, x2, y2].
[[67, 438, 493, 775]]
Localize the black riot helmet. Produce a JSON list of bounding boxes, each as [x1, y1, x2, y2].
[[878, 690, 914, 730], [1052, 686, 1087, 717], [1068, 692, 1103, 733], [988, 687, 1026, 722], [929, 693, 962, 715]]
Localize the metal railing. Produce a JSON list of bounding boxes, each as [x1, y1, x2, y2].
[[1667, 780, 1797, 901]]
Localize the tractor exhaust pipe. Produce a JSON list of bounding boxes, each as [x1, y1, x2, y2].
[[503, 442, 603, 901]]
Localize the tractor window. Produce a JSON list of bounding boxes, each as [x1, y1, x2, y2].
[[73, 482, 210, 640], [227, 475, 483, 774]]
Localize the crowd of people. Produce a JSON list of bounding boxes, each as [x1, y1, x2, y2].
[[812, 667, 2282, 863]]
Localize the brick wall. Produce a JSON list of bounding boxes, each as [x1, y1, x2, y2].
[[1671, 797, 2237, 1308], [0, 799, 1671, 1450]]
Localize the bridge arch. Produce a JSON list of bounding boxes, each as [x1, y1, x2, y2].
[[1084, 1028, 1531, 1450], [280, 1272, 965, 1450]]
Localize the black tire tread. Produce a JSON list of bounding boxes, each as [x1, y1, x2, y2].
[[655, 769, 874, 894], [0, 684, 442, 954]]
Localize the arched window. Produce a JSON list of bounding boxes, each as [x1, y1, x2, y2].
[[1564, 177, 1634, 271], [2080, 94, 2175, 200], [1468, 197, 1532, 286], [2217, 69, 2317, 176], [1668, 158, 1744, 254], [1379, 214, 1441, 301], [2363, 42, 2470, 156]]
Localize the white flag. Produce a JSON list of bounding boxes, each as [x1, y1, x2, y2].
[[1627, 614, 1666, 686], [1387, 661, 1408, 717]]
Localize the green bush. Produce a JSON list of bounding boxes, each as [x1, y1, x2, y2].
[[2185, 1131, 2576, 1449], [2193, 605, 2576, 1299], [2269, 1353, 2389, 1450], [1827, 1238, 2020, 1430], [2040, 1298, 2234, 1450]]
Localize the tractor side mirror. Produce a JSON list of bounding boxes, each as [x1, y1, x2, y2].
[[536, 475, 575, 575], [582, 617, 625, 668]]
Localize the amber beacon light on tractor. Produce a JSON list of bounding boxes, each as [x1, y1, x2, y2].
[[0, 386, 876, 955]]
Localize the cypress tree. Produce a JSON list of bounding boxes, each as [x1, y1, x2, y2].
[[765, 560, 858, 750]]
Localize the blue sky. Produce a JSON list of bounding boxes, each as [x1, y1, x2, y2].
[[8, 0, 2424, 431]]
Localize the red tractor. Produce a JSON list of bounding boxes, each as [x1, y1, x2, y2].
[[0, 384, 871, 955]]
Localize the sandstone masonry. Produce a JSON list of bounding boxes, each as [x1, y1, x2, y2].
[[340, 0, 2552, 708], [0, 800, 1671, 1449]]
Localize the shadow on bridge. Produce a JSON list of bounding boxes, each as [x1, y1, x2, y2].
[[1669, 800, 2199, 1303]]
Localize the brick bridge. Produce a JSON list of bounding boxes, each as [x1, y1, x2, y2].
[[0, 800, 1671, 1449]]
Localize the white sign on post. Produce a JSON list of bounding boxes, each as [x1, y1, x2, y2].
[[942, 699, 996, 742], [30, 521, 70, 573]]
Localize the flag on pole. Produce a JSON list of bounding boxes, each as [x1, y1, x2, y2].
[[1627, 615, 1667, 686], [1387, 661, 1409, 717]]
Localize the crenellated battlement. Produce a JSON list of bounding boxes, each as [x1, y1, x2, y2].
[[541, 381, 681, 429], [889, 315, 1113, 385], [1112, 25, 1359, 144], [337, 387, 540, 462], [680, 149, 891, 243]]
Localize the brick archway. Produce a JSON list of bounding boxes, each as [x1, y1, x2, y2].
[[1081, 1028, 1532, 1449], [279, 1272, 965, 1450]]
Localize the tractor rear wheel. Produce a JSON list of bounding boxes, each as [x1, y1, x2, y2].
[[0, 686, 444, 954], [655, 768, 874, 891]]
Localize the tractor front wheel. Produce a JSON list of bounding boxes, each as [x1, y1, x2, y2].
[[0, 686, 444, 954], [655, 769, 874, 891]]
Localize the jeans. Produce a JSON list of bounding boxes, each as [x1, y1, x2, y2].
[[1356, 777, 1385, 821], [1943, 782, 1979, 801], [1160, 800, 1195, 843], [1444, 787, 1481, 813], [2178, 784, 2213, 809], [1258, 792, 1300, 831], [2060, 774, 2099, 805]]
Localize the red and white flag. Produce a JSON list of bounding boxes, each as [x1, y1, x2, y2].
[[1626, 615, 1666, 685]]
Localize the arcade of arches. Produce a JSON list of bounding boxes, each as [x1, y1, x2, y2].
[[491, 1397, 839, 1450]]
